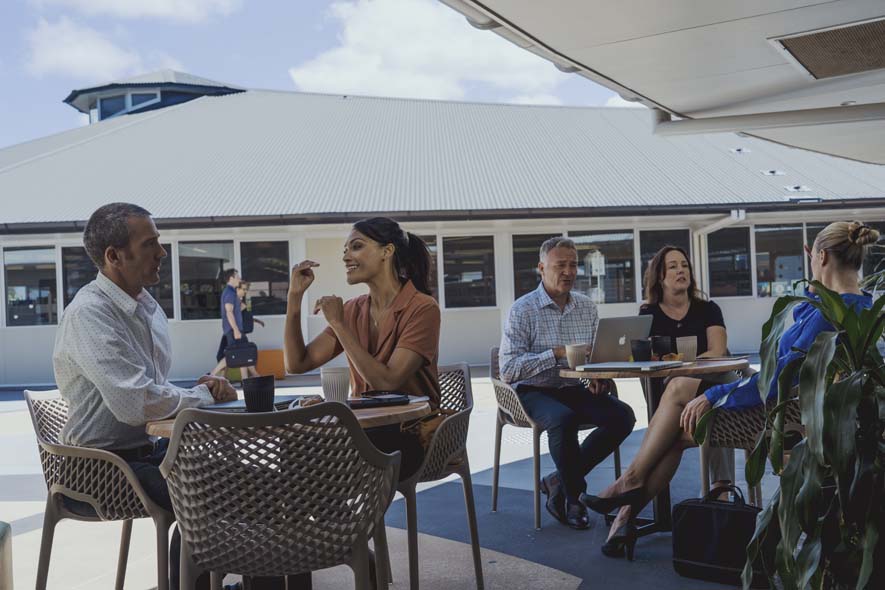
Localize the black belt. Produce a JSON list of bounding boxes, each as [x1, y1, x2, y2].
[[109, 443, 156, 462]]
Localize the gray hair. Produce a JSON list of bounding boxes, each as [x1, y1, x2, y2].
[[539, 237, 577, 261], [83, 202, 152, 268]]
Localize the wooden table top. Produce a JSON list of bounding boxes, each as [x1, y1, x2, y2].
[[559, 358, 750, 380], [146, 399, 432, 438]]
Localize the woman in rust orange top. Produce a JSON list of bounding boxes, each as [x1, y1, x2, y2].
[[283, 217, 441, 478]]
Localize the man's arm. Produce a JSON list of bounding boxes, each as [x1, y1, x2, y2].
[[499, 307, 562, 383], [66, 307, 215, 425], [224, 302, 242, 340]]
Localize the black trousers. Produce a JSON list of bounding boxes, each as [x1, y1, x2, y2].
[[516, 384, 636, 500]]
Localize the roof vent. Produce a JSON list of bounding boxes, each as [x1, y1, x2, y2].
[[785, 185, 811, 192], [773, 18, 885, 79], [762, 169, 785, 176], [731, 147, 751, 154]]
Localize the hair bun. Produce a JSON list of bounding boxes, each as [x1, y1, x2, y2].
[[848, 221, 880, 247]]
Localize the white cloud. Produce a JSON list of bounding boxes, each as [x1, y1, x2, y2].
[[33, 0, 242, 22], [289, 0, 569, 102], [509, 94, 563, 106], [25, 18, 183, 82], [604, 94, 646, 108]]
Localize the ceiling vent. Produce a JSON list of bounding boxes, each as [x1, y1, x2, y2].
[[774, 18, 885, 79]]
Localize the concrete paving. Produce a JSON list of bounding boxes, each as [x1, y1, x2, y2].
[[0, 374, 777, 589]]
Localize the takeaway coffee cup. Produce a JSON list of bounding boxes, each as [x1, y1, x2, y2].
[[242, 375, 275, 413], [321, 366, 351, 403], [630, 338, 652, 362], [676, 336, 698, 362], [565, 344, 589, 370]]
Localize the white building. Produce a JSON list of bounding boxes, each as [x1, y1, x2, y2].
[[1, 71, 884, 385]]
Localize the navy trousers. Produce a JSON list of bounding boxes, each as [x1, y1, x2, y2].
[[516, 384, 635, 500]]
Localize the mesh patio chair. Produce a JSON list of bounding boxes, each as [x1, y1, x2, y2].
[[159, 402, 400, 590], [703, 393, 803, 506], [489, 347, 622, 530], [25, 390, 174, 590], [394, 363, 483, 590], [0, 521, 12, 590]]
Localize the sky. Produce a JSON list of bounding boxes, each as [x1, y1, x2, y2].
[[0, 0, 633, 150]]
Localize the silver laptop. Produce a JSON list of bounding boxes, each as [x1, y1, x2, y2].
[[588, 316, 653, 362]]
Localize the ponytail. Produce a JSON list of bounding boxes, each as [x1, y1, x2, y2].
[[352, 218, 433, 295]]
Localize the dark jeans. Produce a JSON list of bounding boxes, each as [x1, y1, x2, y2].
[[365, 424, 425, 481], [516, 384, 635, 500]]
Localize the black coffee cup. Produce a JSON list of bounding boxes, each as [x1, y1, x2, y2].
[[242, 375, 275, 413], [651, 335, 674, 359], [631, 338, 652, 362]]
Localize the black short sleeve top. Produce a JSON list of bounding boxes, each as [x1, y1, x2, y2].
[[638, 299, 725, 355]]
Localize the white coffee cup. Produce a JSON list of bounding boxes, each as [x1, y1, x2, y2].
[[565, 343, 589, 370], [321, 366, 351, 403], [676, 336, 698, 362]]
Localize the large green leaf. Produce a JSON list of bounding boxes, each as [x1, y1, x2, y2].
[[795, 450, 826, 536], [757, 296, 807, 403], [778, 441, 808, 572], [822, 372, 866, 515], [795, 532, 822, 590], [799, 331, 839, 465], [746, 429, 769, 488], [744, 488, 780, 590], [770, 356, 804, 475]]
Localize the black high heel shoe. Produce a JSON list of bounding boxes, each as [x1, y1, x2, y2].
[[601, 521, 638, 561], [579, 487, 644, 515]]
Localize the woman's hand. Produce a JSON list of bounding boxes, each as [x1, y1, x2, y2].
[[288, 260, 319, 299], [314, 295, 345, 327], [680, 395, 712, 436]]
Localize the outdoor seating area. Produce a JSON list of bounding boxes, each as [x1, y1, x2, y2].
[[2, 372, 784, 589]]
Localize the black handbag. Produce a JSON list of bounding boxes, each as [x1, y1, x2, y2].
[[672, 484, 769, 588], [242, 309, 255, 334], [224, 341, 258, 368]]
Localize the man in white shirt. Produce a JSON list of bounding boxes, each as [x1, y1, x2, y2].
[[53, 202, 236, 589]]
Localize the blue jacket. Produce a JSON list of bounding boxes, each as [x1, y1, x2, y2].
[[705, 292, 872, 411]]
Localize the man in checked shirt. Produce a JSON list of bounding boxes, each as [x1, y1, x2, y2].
[[499, 237, 635, 529]]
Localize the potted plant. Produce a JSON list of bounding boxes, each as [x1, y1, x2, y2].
[[698, 280, 884, 589]]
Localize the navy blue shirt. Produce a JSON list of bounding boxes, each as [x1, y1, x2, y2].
[[220, 285, 242, 335]]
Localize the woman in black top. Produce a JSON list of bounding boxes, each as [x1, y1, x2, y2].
[[639, 246, 726, 357]]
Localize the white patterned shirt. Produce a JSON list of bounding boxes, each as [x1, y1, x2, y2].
[[499, 282, 599, 388], [53, 272, 214, 449]]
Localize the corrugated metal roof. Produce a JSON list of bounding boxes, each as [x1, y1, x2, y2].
[[107, 70, 241, 88], [2, 89, 885, 227]]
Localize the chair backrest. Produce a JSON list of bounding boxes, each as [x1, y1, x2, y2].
[[490, 347, 501, 380], [438, 362, 472, 412], [25, 389, 67, 446], [160, 402, 400, 578], [0, 521, 12, 590]]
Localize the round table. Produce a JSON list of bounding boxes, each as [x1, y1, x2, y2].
[[145, 399, 432, 438], [560, 358, 750, 536]]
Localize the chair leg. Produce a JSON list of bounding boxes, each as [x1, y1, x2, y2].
[[373, 518, 392, 585], [404, 485, 420, 590], [349, 537, 373, 590], [115, 519, 133, 589], [210, 571, 224, 589], [613, 445, 622, 480], [180, 537, 200, 590], [532, 427, 541, 531], [459, 461, 484, 590], [699, 442, 711, 498], [155, 514, 172, 590], [36, 496, 59, 590], [491, 414, 503, 512]]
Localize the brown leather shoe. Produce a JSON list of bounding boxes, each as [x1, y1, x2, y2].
[[540, 471, 566, 525]]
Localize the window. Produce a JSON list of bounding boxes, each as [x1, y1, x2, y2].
[[513, 233, 561, 299], [146, 245, 174, 318], [570, 231, 635, 304], [4, 247, 57, 326], [131, 92, 158, 107], [240, 241, 289, 315], [99, 95, 126, 119], [179, 241, 234, 320], [417, 235, 439, 300], [639, 229, 691, 288], [863, 222, 885, 278], [443, 236, 496, 308], [708, 227, 752, 297], [755, 225, 804, 297], [61, 247, 96, 307]]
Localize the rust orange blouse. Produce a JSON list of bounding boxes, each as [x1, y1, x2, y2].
[[322, 281, 441, 408]]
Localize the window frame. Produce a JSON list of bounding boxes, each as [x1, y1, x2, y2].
[[3, 245, 60, 328], [753, 223, 805, 298], [97, 91, 161, 121], [177, 239, 237, 322], [238, 240, 291, 317], [440, 234, 498, 310], [706, 225, 755, 300], [566, 228, 638, 304]]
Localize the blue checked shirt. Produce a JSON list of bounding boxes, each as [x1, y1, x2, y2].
[[499, 282, 599, 388]]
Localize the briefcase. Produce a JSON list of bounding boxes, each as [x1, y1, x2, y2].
[[672, 485, 769, 588], [225, 341, 258, 368]]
